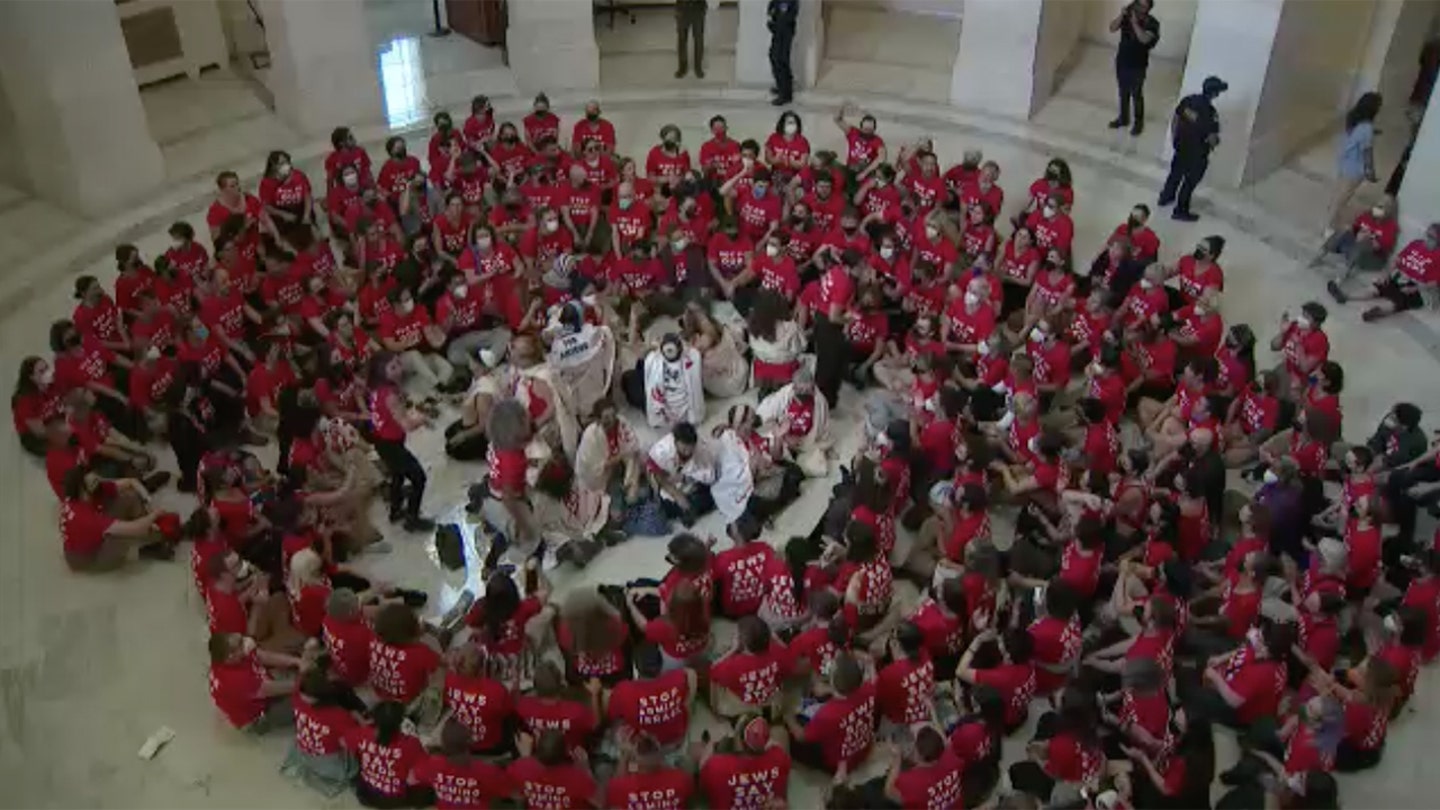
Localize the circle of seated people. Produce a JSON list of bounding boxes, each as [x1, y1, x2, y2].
[[13, 90, 1440, 810]]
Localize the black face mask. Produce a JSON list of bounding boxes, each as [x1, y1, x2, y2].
[[1127, 216, 1141, 229], [586, 112, 600, 122], [391, 149, 407, 160], [1193, 248, 1208, 260], [1046, 168, 1060, 181], [64, 334, 81, 350], [501, 134, 517, 144]]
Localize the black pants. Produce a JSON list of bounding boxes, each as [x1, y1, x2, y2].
[[1335, 739, 1383, 771], [813, 314, 845, 409], [1160, 151, 1209, 215], [1385, 462, 1440, 548], [168, 413, 208, 491], [1116, 61, 1147, 124], [769, 25, 796, 99], [373, 437, 426, 518], [19, 431, 47, 458], [676, 7, 705, 72]]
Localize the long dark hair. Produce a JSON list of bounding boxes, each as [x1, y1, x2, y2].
[[12, 357, 43, 404], [1346, 92, 1382, 131], [479, 573, 520, 646], [372, 701, 406, 747]]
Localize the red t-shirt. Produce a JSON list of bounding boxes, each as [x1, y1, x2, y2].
[[608, 669, 692, 746], [442, 671, 512, 751], [1028, 616, 1081, 693], [802, 680, 877, 770], [323, 615, 375, 686], [209, 652, 267, 727], [712, 543, 776, 617], [699, 746, 791, 810], [973, 663, 1035, 726], [1045, 732, 1104, 784], [294, 698, 359, 756], [346, 726, 426, 798], [1396, 239, 1440, 284], [878, 654, 937, 725], [414, 754, 513, 810], [369, 639, 441, 703], [1224, 656, 1286, 724], [712, 642, 793, 707], [514, 696, 596, 752], [605, 768, 694, 810], [910, 599, 967, 659], [59, 498, 114, 557], [507, 758, 597, 810], [894, 751, 966, 810]]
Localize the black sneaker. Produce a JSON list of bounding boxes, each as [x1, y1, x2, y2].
[[1130, 122, 1144, 136], [1327, 280, 1348, 304], [141, 471, 173, 492], [403, 516, 435, 533], [1172, 209, 1200, 222], [695, 67, 705, 79], [1108, 118, 1129, 129], [138, 542, 176, 562], [388, 508, 405, 525], [675, 66, 688, 78], [1157, 194, 1175, 207]]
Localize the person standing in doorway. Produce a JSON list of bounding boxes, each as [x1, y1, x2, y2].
[[1109, 0, 1159, 136], [768, 0, 800, 106], [1324, 92, 1382, 238], [1159, 75, 1226, 222], [676, 0, 707, 79]]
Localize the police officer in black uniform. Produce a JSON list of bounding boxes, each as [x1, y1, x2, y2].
[[1159, 75, 1226, 222], [675, 0, 707, 79], [768, 0, 799, 106], [1108, 0, 1159, 136]]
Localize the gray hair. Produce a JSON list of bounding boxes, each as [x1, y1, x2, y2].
[[487, 398, 532, 451]]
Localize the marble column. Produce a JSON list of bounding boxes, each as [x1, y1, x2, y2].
[[735, 0, 825, 91], [1175, 0, 1378, 188], [259, 0, 383, 136], [951, 0, 1084, 120], [506, 0, 599, 94], [1397, 100, 1440, 244], [0, 0, 164, 217]]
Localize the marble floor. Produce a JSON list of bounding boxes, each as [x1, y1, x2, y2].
[[4, 10, 1440, 810]]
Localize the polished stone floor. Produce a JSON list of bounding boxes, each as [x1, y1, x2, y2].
[[2, 3, 1439, 808]]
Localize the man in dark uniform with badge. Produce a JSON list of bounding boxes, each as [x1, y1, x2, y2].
[[1159, 75, 1226, 222], [768, 0, 799, 106]]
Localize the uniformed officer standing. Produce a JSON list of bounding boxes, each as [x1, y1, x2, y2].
[[768, 0, 799, 106], [1159, 75, 1226, 222], [675, 0, 707, 79]]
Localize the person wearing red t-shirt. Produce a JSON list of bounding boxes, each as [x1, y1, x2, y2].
[[710, 617, 793, 717], [1269, 301, 1330, 394], [731, 168, 784, 244], [207, 170, 271, 247], [876, 622, 937, 728], [258, 150, 314, 227], [605, 734, 695, 810], [1198, 621, 1294, 728], [344, 701, 429, 806], [515, 662, 599, 754], [207, 631, 300, 731], [787, 653, 877, 772], [435, 644, 514, 757], [698, 715, 792, 810], [712, 525, 778, 619], [57, 465, 165, 571], [834, 103, 887, 182], [570, 100, 616, 154], [1026, 583, 1083, 695], [956, 627, 1036, 731], [1317, 196, 1398, 276], [368, 603, 441, 704], [289, 668, 364, 791], [414, 722, 515, 810], [700, 116, 743, 180], [1331, 224, 1440, 321], [646, 125, 693, 190], [1025, 193, 1075, 254], [1008, 690, 1105, 803], [507, 729, 599, 810], [323, 588, 376, 687], [367, 353, 436, 530], [606, 643, 695, 748], [873, 725, 965, 810]]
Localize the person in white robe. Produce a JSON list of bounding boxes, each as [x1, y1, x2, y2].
[[756, 365, 832, 478], [646, 422, 718, 525], [642, 333, 705, 430], [544, 301, 617, 420], [509, 334, 581, 459], [575, 400, 642, 508], [684, 303, 749, 399]]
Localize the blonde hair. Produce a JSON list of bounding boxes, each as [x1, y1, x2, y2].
[[288, 548, 324, 594]]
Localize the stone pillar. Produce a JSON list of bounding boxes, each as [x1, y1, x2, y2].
[[0, 0, 164, 217], [259, 0, 383, 135], [951, 0, 1084, 120], [1175, 0, 1378, 188], [735, 0, 825, 91], [1397, 101, 1440, 244], [506, 0, 599, 94]]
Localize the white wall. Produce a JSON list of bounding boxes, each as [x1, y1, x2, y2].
[[1247, 0, 1377, 181], [1032, 0, 1088, 113], [950, 0, 1046, 118], [874, 0, 965, 19], [1356, 0, 1440, 113], [1081, 0, 1196, 62]]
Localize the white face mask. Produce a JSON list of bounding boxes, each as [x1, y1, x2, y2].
[[766, 244, 780, 259], [1262, 469, 1279, 485], [1088, 363, 1103, 377], [1043, 205, 1057, 218], [1139, 279, 1154, 290], [672, 239, 687, 252], [241, 636, 258, 656], [342, 173, 359, 190], [544, 220, 559, 234], [453, 285, 468, 300], [38, 368, 54, 387], [925, 226, 940, 240], [1193, 304, 1207, 316], [742, 156, 755, 169], [963, 292, 980, 307], [1029, 327, 1046, 343], [1372, 206, 1385, 218], [171, 239, 185, 251], [783, 122, 799, 136], [1245, 626, 1264, 650], [582, 293, 598, 306], [276, 161, 292, 178], [400, 301, 415, 315], [1295, 315, 1312, 330], [476, 236, 493, 250], [145, 346, 161, 361], [879, 246, 895, 260], [1027, 436, 1040, 454], [977, 341, 991, 357]]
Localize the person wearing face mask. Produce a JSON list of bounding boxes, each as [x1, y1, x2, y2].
[[959, 204, 997, 268], [838, 285, 890, 387], [157, 224, 206, 299], [700, 115, 742, 181], [1327, 221, 1440, 323], [636, 333, 705, 430], [608, 180, 656, 258], [521, 93, 560, 149], [427, 110, 463, 169], [569, 99, 615, 156], [646, 124, 693, 191], [326, 168, 365, 243], [1163, 234, 1225, 309], [832, 101, 886, 192], [1269, 301, 1330, 399], [1108, 0, 1160, 136], [1315, 194, 1398, 279], [323, 126, 371, 191], [764, 112, 810, 187], [658, 224, 708, 300], [208, 170, 272, 248], [757, 364, 832, 478], [259, 150, 315, 227], [1105, 204, 1161, 267], [519, 206, 576, 277], [707, 223, 756, 305], [377, 288, 453, 394], [734, 169, 784, 243], [1016, 159, 1073, 227], [1159, 75, 1227, 222], [433, 273, 489, 393], [1021, 250, 1076, 339], [558, 164, 601, 248], [899, 150, 946, 215], [943, 279, 998, 356], [376, 136, 424, 226], [1362, 402, 1427, 472], [12, 356, 63, 456], [1024, 192, 1075, 255], [1171, 288, 1225, 362], [487, 123, 534, 187], [1118, 265, 1170, 331], [461, 94, 495, 148]]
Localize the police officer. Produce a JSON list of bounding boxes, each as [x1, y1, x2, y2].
[[675, 0, 707, 79], [1108, 0, 1159, 136], [1159, 75, 1226, 222], [768, 0, 799, 106]]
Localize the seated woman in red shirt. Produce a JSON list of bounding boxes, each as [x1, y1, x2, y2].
[[1222, 370, 1283, 468], [956, 628, 1037, 733], [12, 356, 62, 456], [59, 465, 168, 571], [207, 631, 302, 733], [515, 661, 598, 756], [556, 588, 631, 686], [343, 700, 431, 808], [1008, 688, 1104, 804], [368, 603, 442, 705], [710, 616, 793, 718], [629, 580, 711, 670], [507, 729, 599, 810], [49, 318, 144, 441]]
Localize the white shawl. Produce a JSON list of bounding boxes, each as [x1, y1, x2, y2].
[[643, 346, 705, 429], [647, 433, 718, 489], [515, 364, 581, 459], [548, 323, 616, 419], [575, 417, 639, 493], [701, 326, 751, 399], [757, 383, 831, 449], [711, 428, 756, 522], [748, 319, 805, 366]]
